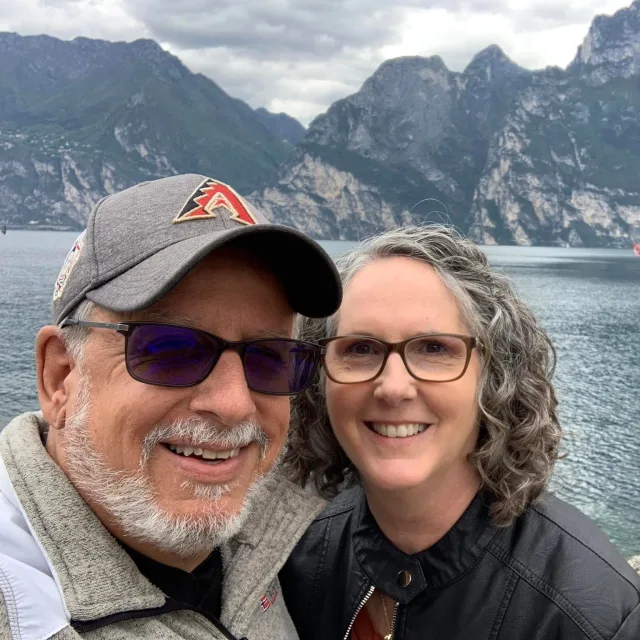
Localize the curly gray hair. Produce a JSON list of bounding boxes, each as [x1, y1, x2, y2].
[[285, 224, 562, 527]]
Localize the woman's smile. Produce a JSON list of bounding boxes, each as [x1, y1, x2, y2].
[[363, 421, 430, 438]]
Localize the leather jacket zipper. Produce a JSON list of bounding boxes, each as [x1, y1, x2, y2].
[[343, 585, 375, 640], [389, 601, 399, 639]]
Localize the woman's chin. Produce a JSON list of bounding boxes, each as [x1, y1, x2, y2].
[[361, 464, 434, 493]]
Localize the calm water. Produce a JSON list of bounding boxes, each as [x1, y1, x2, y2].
[[1, 232, 640, 556]]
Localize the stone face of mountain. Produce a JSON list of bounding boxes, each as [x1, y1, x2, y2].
[[0, 33, 291, 227], [253, 4, 640, 246], [468, 67, 640, 246], [255, 108, 306, 145], [252, 50, 531, 240], [570, 0, 640, 84], [471, 2, 640, 246]]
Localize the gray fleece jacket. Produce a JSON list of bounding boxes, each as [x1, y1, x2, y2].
[[0, 412, 325, 640]]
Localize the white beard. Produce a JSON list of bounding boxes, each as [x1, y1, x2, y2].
[[62, 375, 276, 559]]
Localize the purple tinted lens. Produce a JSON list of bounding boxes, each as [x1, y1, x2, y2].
[[127, 324, 218, 386], [244, 341, 318, 394]]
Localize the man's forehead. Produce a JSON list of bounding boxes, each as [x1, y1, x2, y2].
[[134, 309, 194, 325]]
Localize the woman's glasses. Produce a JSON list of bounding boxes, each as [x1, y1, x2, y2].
[[319, 334, 479, 384], [59, 319, 322, 396]]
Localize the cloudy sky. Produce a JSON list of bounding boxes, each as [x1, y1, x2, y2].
[[0, 0, 631, 124]]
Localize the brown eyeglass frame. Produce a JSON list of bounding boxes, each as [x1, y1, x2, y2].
[[318, 334, 480, 384]]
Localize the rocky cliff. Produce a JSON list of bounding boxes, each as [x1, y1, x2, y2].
[[3, 4, 640, 244], [253, 3, 640, 246], [0, 33, 292, 227]]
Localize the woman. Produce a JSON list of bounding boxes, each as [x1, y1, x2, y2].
[[280, 225, 640, 640]]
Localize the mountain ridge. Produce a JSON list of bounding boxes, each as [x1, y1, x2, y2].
[[252, 3, 640, 247], [0, 32, 293, 227], [2, 4, 640, 246]]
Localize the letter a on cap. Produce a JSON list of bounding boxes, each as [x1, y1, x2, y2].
[[173, 178, 258, 225]]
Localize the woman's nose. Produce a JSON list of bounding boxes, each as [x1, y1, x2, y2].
[[372, 352, 418, 405]]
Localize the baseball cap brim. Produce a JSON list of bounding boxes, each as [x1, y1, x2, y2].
[[85, 224, 342, 318]]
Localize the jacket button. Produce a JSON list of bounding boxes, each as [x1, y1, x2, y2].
[[397, 570, 412, 587]]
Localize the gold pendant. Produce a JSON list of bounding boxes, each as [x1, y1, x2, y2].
[[384, 635, 392, 640]]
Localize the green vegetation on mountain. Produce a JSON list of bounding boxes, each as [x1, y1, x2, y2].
[[0, 33, 290, 226], [3, 2, 640, 246], [254, 3, 640, 246]]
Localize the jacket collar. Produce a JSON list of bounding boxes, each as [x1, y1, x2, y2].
[[220, 472, 326, 634], [0, 412, 326, 632], [0, 413, 166, 622], [352, 487, 497, 603]]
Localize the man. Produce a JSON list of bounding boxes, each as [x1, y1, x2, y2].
[[0, 174, 341, 640]]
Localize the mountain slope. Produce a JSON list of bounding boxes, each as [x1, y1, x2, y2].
[[252, 3, 640, 246], [255, 108, 306, 145], [0, 33, 291, 227], [471, 3, 640, 245], [252, 49, 531, 239]]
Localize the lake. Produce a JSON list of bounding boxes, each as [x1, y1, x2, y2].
[[1, 231, 639, 556]]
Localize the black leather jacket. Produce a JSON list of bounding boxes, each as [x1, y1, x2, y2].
[[280, 488, 640, 640]]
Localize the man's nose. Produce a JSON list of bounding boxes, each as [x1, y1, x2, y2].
[[188, 350, 256, 425], [372, 352, 418, 406]]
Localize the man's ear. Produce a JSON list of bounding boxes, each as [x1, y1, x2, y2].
[[36, 326, 74, 430]]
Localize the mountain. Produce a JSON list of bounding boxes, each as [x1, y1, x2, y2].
[[252, 3, 640, 246], [570, 1, 640, 82], [0, 33, 291, 227], [255, 108, 306, 145]]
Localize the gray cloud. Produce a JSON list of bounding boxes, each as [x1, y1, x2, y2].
[[0, 0, 631, 124], [131, 0, 408, 59]]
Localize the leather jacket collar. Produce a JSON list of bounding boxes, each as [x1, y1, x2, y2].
[[352, 489, 497, 602], [281, 486, 640, 640]]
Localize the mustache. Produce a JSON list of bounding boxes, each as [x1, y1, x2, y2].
[[140, 417, 269, 465]]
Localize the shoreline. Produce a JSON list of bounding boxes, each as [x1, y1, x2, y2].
[[2, 229, 638, 251], [1, 225, 82, 232]]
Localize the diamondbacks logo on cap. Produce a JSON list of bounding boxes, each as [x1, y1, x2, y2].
[[53, 230, 86, 301], [173, 178, 258, 226]]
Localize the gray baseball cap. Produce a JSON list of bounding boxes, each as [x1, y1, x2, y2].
[[52, 174, 342, 323]]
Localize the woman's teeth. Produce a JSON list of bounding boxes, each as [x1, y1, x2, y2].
[[166, 444, 240, 460], [369, 423, 427, 438]]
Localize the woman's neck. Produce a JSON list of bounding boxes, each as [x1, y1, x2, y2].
[[364, 465, 481, 555]]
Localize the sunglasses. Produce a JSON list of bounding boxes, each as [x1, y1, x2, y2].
[[59, 319, 322, 396]]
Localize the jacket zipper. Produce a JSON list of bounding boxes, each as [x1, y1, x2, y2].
[[389, 601, 399, 639], [343, 584, 375, 640], [71, 599, 242, 640]]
